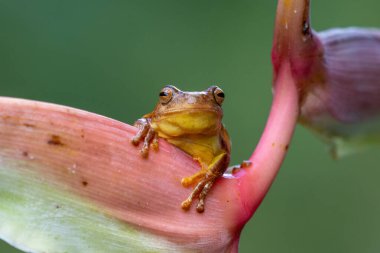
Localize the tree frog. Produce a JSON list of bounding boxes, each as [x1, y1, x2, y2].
[[131, 85, 233, 213]]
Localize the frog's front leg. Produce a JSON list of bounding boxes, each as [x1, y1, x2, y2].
[[131, 118, 158, 158], [181, 152, 228, 213]]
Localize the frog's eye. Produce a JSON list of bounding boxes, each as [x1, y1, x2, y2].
[[213, 87, 225, 105], [159, 86, 173, 104]]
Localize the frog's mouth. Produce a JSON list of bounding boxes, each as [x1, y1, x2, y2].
[[158, 106, 222, 115]]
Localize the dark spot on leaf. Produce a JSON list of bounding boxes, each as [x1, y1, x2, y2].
[[82, 181, 88, 187], [55, 205, 61, 209], [48, 135, 64, 146], [23, 123, 36, 128]]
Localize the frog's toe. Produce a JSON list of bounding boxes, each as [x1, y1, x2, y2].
[[181, 177, 194, 187], [196, 180, 215, 213], [131, 137, 140, 146], [181, 171, 206, 187], [131, 119, 150, 146], [196, 200, 205, 213], [131, 131, 145, 146], [136, 128, 158, 158], [150, 134, 159, 151], [240, 160, 252, 168], [140, 146, 149, 158], [181, 199, 192, 211]]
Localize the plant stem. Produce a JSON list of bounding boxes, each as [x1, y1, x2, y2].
[[238, 62, 300, 220]]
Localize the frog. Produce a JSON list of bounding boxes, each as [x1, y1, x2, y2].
[[131, 85, 239, 213]]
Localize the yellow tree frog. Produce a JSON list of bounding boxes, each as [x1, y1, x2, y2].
[[132, 85, 238, 213]]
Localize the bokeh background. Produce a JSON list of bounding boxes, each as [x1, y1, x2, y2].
[[1, 1, 380, 252]]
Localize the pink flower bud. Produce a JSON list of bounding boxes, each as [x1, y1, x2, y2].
[[272, 0, 380, 157]]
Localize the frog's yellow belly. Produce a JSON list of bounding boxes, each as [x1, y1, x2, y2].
[[166, 135, 223, 169]]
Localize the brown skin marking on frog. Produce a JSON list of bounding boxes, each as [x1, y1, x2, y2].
[[82, 180, 88, 187], [47, 135, 65, 146], [132, 85, 241, 213]]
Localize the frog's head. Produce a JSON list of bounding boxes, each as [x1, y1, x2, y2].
[[150, 85, 225, 136]]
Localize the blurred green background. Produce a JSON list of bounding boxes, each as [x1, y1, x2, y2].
[[1, 1, 380, 252]]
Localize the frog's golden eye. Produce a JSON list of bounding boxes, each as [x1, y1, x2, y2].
[[213, 87, 225, 105], [159, 86, 174, 104]]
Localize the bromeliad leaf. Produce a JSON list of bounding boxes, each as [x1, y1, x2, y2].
[[0, 97, 244, 253]]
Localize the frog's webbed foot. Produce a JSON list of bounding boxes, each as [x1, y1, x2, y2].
[[181, 153, 228, 213], [181, 173, 218, 213], [131, 118, 158, 158]]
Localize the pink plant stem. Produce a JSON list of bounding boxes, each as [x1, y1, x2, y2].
[[238, 62, 300, 220]]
